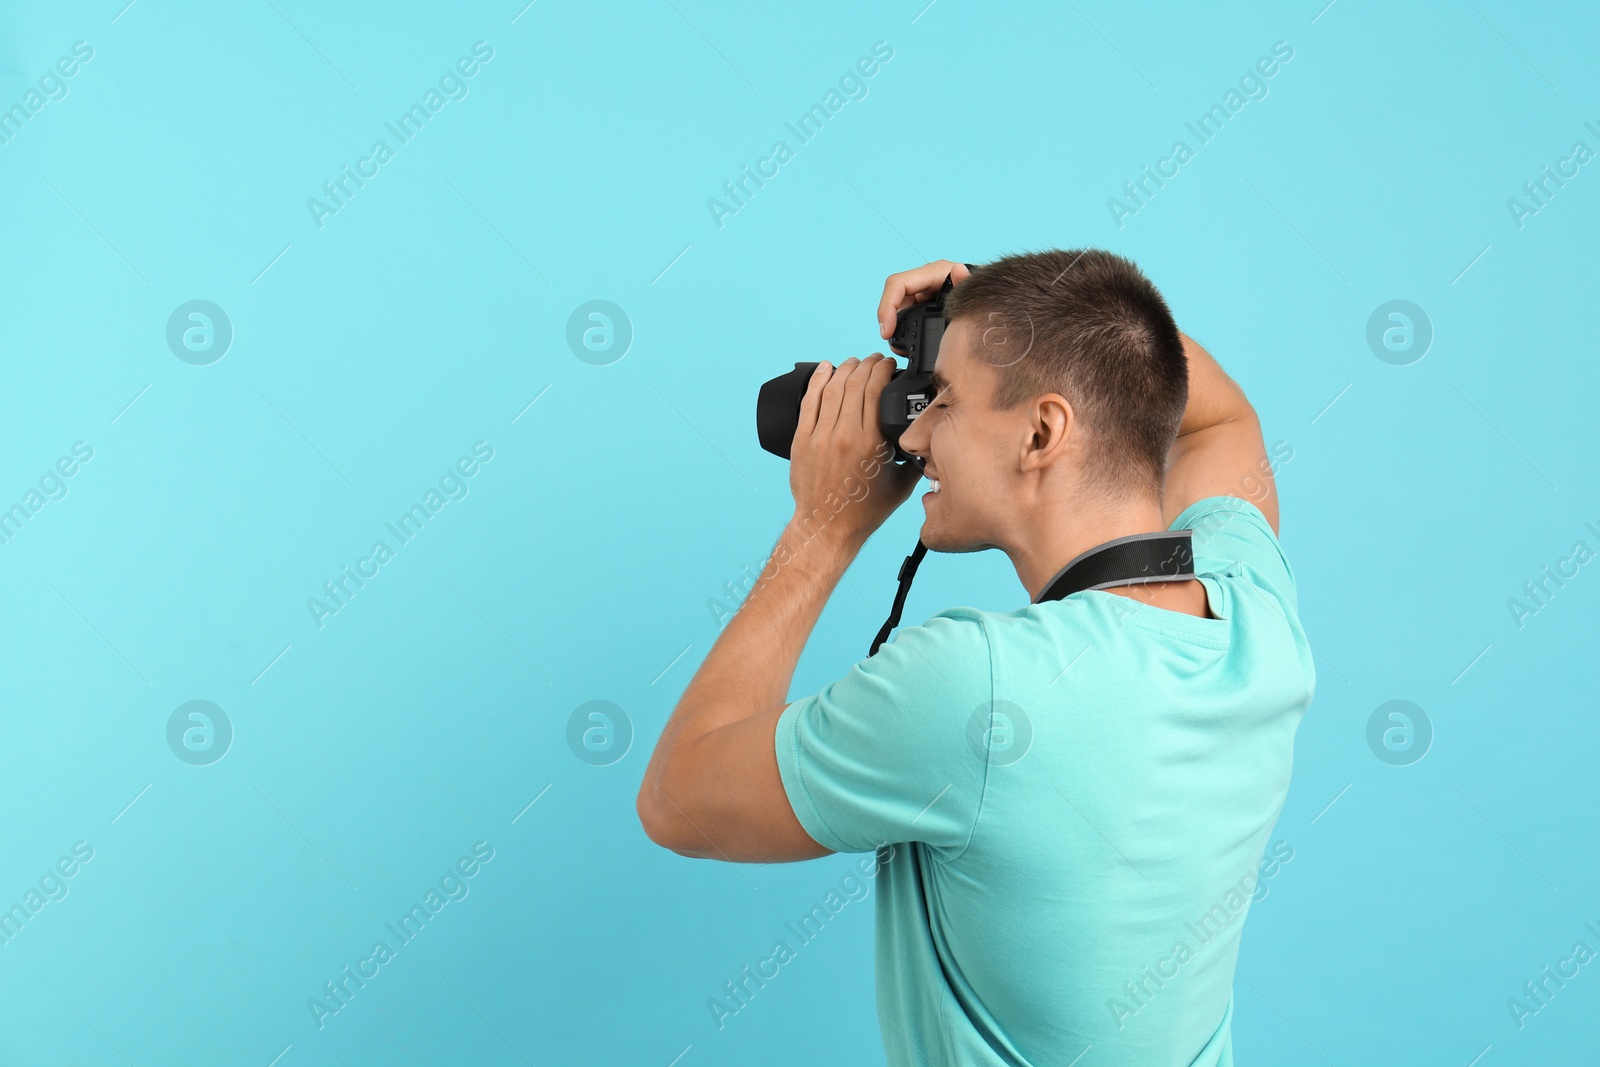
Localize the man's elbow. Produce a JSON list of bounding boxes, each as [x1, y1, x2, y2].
[[636, 785, 674, 849], [636, 781, 702, 857], [638, 725, 722, 855]]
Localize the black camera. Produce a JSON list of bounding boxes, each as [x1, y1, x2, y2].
[[756, 271, 960, 466]]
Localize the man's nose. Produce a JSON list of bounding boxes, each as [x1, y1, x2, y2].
[[898, 423, 929, 468]]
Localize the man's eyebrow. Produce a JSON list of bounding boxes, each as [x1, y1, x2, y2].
[[930, 370, 952, 392]]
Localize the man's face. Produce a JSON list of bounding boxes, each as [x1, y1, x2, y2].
[[896, 318, 1019, 554]]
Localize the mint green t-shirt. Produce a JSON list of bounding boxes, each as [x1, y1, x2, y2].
[[774, 496, 1315, 1066]]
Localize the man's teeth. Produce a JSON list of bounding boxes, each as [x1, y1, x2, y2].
[[930, 479, 940, 493]]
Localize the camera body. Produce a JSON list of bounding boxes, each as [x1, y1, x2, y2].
[[756, 272, 955, 466]]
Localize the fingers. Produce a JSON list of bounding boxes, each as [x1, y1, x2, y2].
[[865, 354, 895, 428], [876, 260, 972, 338], [814, 356, 861, 438], [842, 353, 889, 430], [799, 354, 891, 451], [877, 262, 955, 338], [795, 360, 831, 440]]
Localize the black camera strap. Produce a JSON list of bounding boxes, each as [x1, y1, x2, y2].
[[868, 530, 1195, 656], [869, 540, 929, 657], [1032, 529, 1195, 603]]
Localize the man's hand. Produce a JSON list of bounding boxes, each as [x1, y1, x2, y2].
[[788, 355, 921, 551], [876, 259, 972, 339]]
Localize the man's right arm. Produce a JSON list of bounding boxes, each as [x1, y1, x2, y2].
[[1160, 332, 1281, 535]]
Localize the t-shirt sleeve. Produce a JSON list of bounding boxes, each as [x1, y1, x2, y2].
[[773, 609, 995, 858], [1169, 495, 1299, 612]]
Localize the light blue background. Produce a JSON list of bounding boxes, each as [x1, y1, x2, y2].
[[1, 1, 1596, 1064]]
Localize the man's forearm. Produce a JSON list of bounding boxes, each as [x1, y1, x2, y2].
[[1177, 331, 1256, 435], [640, 518, 857, 797]]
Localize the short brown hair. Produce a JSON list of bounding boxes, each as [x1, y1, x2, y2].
[[943, 248, 1187, 497]]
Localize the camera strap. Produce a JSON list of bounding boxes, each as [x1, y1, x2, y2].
[[1032, 529, 1195, 603], [868, 530, 1195, 656], [869, 540, 929, 657]]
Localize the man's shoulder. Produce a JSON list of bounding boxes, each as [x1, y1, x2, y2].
[[863, 607, 1000, 700], [1169, 494, 1301, 612], [897, 603, 1080, 652], [878, 606, 994, 662], [1170, 493, 1280, 545], [905, 600, 1115, 666]]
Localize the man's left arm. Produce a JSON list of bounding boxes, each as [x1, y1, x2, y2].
[[635, 354, 920, 862]]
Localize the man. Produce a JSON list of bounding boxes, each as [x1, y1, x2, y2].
[[637, 250, 1315, 1066]]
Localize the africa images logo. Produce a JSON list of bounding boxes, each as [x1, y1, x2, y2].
[[706, 40, 894, 230], [306, 442, 495, 629], [306, 42, 495, 229], [306, 841, 495, 1030]]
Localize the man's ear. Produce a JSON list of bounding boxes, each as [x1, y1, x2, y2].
[[1021, 393, 1074, 472]]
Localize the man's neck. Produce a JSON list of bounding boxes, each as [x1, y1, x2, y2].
[[1009, 496, 1172, 604]]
